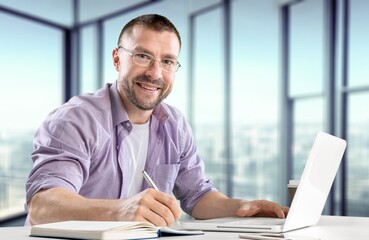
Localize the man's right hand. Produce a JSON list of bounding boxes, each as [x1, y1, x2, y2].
[[111, 188, 181, 226]]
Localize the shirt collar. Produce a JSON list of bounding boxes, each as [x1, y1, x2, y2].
[[152, 103, 170, 123], [109, 82, 129, 127]]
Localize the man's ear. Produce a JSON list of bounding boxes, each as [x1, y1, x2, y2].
[[112, 48, 120, 71]]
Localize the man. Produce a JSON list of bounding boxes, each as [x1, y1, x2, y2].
[[26, 14, 288, 227]]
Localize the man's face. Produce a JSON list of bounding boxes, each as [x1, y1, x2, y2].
[[114, 26, 181, 111]]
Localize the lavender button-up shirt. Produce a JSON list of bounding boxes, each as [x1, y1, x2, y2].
[[26, 82, 216, 216]]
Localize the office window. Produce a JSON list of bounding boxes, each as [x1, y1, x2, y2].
[[0, 0, 73, 26], [289, 0, 323, 97], [187, 0, 221, 12], [344, 0, 369, 217], [348, 0, 369, 87], [289, 0, 324, 181], [0, 12, 62, 219], [347, 95, 369, 216], [193, 8, 226, 193], [283, 0, 369, 216], [81, 25, 99, 93], [79, 0, 147, 23], [292, 99, 323, 180], [231, 0, 279, 200]]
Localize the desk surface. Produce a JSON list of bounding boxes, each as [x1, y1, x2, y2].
[[1, 215, 368, 240]]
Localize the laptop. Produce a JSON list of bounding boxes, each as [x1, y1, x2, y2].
[[182, 131, 347, 233]]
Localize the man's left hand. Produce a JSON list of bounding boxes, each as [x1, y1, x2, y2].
[[236, 200, 289, 219]]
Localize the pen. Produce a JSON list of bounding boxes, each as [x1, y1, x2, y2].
[[142, 170, 181, 225], [142, 170, 159, 190]]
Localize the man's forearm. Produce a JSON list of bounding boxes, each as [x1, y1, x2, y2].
[[191, 191, 288, 220], [191, 191, 242, 220], [28, 187, 182, 226], [28, 188, 117, 225]]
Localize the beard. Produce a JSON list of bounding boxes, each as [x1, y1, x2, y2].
[[118, 74, 172, 111]]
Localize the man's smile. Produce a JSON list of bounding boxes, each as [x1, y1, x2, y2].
[[136, 82, 162, 91]]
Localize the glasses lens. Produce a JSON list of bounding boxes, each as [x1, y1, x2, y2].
[[172, 63, 180, 72], [133, 54, 152, 67], [161, 61, 179, 72], [161, 64, 171, 72], [132, 53, 180, 72]]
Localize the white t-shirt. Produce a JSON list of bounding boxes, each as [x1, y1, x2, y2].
[[120, 120, 149, 198]]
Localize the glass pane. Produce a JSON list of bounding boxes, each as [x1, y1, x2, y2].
[[0, 0, 73, 27], [193, 8, 225, 192], [81, 25, 99, 93], [347, 93, 369, 216], [0, 13, 62, 219], [289, 0, 323, 97], [79, 0, 147, 23], [348, 0, 369, 87], [293, 98, 324, 180], [187, 0, 221, 13], [231, 0, 279, 200]]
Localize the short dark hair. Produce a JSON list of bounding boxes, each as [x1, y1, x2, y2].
[[117, 14, 181, 48]]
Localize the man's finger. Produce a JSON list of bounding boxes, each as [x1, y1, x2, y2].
[[154, 191, 181, 218], [236, 203, 261, 217], [147, 190, 180, 226]]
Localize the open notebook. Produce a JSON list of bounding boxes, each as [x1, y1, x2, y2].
[[183, 131, 347, 233], [30, 220, 203, 240]]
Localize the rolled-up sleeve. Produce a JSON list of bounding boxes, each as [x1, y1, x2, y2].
[[26, 106, 95, 203]]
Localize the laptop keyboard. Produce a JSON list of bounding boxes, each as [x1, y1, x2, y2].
[[226, 218, 286, 226]]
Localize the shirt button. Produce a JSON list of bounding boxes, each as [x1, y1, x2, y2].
[[124, 122, 132, 131]]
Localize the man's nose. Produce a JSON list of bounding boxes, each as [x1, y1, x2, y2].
[[145, 60, 163, 80]]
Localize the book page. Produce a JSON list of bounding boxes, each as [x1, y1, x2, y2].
[[30, 221, 158, 240]]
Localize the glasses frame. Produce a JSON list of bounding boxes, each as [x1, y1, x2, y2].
[[117, 46, 181, 72]]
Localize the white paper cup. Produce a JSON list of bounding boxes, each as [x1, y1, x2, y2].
[[287, 180, 299, 204]]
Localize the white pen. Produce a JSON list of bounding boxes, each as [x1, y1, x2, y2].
[[142, 170, 159, 190], [142, 170, 181, 225]]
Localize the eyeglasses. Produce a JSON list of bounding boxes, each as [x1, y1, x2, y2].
[[117, 46, 181, 73]]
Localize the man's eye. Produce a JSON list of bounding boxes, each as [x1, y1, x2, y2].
[[136, 53, 151, 60], [162, 59, 174, 66]]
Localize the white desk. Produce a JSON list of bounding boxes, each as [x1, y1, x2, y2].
[[1, 215, 368, 240]]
